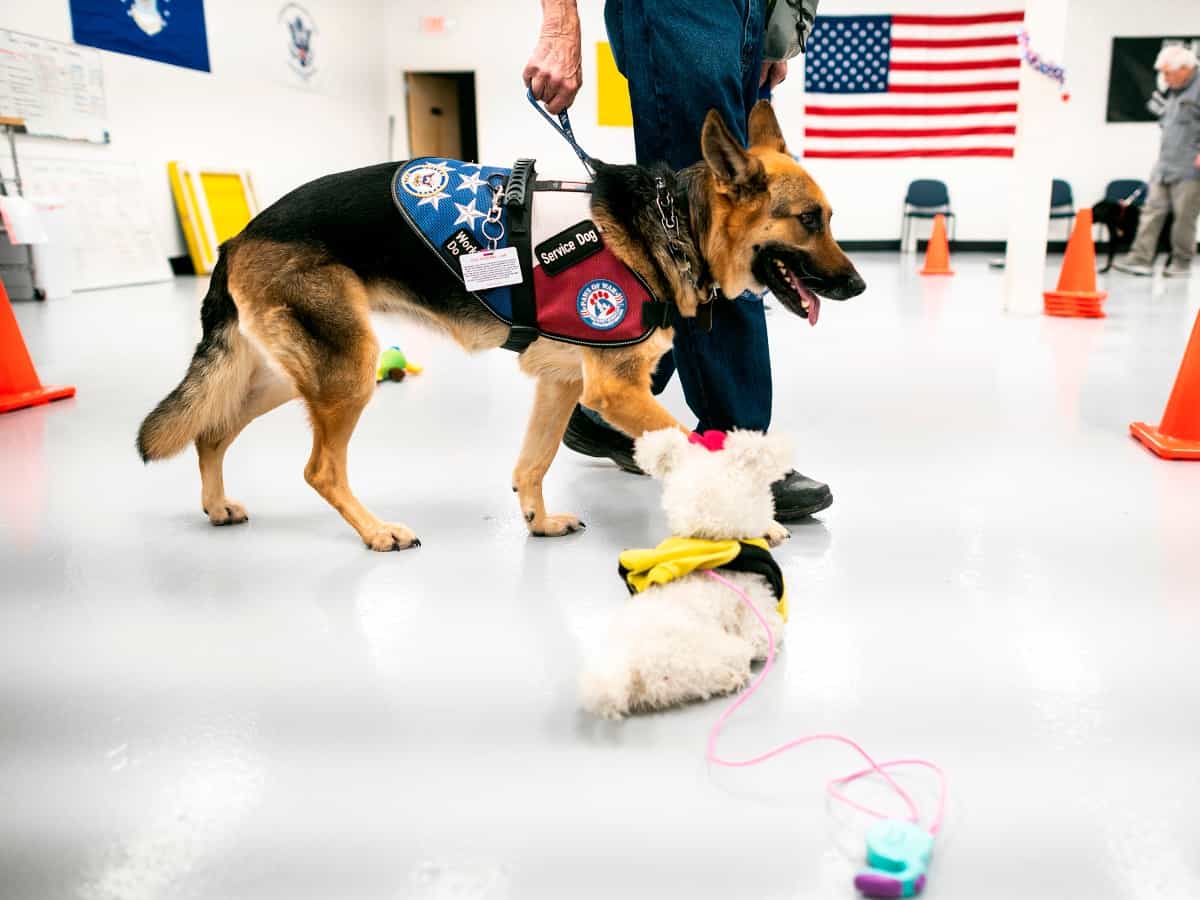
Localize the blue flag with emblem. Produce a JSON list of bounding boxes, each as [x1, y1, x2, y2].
[[70, 0, 211, 73]]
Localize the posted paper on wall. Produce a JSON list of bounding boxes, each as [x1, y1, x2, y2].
[[0, 196, 49, 245]]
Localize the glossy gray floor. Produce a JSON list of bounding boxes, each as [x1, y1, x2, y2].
[[3, 255, 1199, 900]]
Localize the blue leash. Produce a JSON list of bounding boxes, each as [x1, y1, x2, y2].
[[526, 89, 596, 178]]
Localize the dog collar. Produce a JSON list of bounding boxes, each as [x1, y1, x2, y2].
[[655, 174, 718, 330]]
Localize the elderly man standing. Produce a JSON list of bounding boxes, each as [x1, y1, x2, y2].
[[1115, 45, 1200, 278]]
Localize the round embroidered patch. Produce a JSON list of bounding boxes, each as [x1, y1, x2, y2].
[[577, 279, 628, 331], [400, 162, 450, 198]]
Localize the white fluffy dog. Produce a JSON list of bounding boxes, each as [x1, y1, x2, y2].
[[581, 428, 794, 718]]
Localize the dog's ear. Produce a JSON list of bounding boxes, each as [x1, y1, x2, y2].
[[701, 110, 766, 192], [748, 101, 787, 154], [722, 430, 793, 483], [635, 428, 690, 478]]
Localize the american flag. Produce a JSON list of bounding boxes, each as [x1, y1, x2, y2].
[[803, 11, 1025, 159]]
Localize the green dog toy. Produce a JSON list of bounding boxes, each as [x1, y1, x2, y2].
[[376, 346, 423, 383]]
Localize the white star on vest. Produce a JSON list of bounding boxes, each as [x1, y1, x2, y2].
[[417, 191, 449, 211], [460, 162, 484, 174], [453, 198, 485, 228], [457, 171, 487, 193]]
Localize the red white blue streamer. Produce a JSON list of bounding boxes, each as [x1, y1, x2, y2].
[[1017, 28, 1069, 101]]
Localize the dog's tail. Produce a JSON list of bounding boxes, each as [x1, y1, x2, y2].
[[137, 250, 252, 462]]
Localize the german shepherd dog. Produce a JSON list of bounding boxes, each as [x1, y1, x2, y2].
[[137, 102, 865, 551]]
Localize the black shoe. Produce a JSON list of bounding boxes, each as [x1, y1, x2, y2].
[[562, 406, 645, 474], [772, 469, 833, 521]]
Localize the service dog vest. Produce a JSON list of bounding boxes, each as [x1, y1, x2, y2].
[[392, 157, 670, 350]]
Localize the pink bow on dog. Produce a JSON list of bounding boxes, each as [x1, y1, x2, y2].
[[688, 430, 727, 452]]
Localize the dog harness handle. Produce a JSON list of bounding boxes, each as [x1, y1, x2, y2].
[[526, 89, 596, 178], [500, 158, 540, 353]]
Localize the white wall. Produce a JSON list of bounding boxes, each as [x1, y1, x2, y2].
[[384, 0, 634, 178], [793, 0, 1200, 241], [384, 0, 1200, 242], [1058, 0, 1200, 224], [6, 0, 1191, 257], [781, 0, 1027, 242], [4, 0, 388, 259]]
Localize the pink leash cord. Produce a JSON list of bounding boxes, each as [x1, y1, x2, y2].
[[702, 569, 947, 836]]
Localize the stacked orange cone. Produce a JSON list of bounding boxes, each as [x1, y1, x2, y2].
[[1043, 208, 1106, 318], [0, 279, 75, 414], [1130, 306, 1200, 459], [920, 214, 954, 275]]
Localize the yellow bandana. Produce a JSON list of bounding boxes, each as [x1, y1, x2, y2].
[[618, 536, 788, 621]]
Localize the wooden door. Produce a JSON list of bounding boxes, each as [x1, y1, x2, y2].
[[405, 73, 462, 159]]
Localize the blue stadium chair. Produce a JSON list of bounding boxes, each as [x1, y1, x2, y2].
[[1104, 179, 1148, 206], [1049, 178, 1075, 236], [901, 179, 956, 250]]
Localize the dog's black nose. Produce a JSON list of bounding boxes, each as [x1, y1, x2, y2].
[[844, 270, 866, 298], [822, 269, 865, 300]]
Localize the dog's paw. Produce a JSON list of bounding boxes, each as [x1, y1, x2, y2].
[[364, 523, 421, 552], [529, 513, 586, 538], [205, 499, 249, 526], [765, 520, 791, 547]]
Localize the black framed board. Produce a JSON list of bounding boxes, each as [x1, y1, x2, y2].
[[1107, 37, 1200, 123]]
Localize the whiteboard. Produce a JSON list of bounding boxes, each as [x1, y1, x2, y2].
[[0, 30, 109, 144], [21, 157, 171, 292]]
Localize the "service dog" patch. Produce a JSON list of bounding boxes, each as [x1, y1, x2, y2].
[[535, 220, 604, 276]]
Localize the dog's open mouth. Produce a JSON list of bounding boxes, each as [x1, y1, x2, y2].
[[752, 249, 821, 326]]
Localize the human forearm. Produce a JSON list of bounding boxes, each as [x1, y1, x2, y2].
[[524, 0, 582, 114], [539, 0, 579, 34]]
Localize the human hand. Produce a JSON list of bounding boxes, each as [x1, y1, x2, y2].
[[523, 4, 582, 115], [1195, 150, 1200, 169], [760, 60, 789, 91]]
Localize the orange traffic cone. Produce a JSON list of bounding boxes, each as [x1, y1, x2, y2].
[[0, 279, 75, 414], [920, 214, 954, 275], [1130, 306, 1200, 459], [1043, 208, 1106, 318]]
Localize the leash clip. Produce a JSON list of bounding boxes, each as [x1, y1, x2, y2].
[[482, 182, 506, 249]]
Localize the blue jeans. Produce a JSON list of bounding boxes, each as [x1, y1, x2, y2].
[[602, 0, 773, 433]]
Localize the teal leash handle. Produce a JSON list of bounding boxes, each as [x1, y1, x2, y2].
[[526, 89, 596, 178]]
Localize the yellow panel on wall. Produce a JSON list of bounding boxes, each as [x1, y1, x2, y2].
[[596, 42, 632, 128], [201, 173, 253, 245], [168, 162, 260, 275]]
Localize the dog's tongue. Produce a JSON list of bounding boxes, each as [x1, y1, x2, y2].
[[800, 283, 821, 327], [784, 267, 820, 327]]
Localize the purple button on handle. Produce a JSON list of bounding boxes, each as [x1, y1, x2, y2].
[[854, 873, 905, 898], [855, 819, 933, 897]]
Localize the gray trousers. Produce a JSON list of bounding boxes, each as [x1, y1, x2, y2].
[[1127, 177, 1200, 268]]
